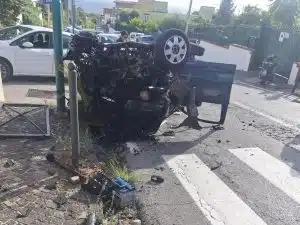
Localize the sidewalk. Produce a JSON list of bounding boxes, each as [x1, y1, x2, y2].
[[0, 108, 101, 225], [0, 80, 140, 225]]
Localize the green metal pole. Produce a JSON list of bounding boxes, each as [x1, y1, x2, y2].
[[52, 0, 65, 112]]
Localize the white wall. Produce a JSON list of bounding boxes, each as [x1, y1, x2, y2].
[[196, 41, 253, 71], [288, 63, 298, 85]]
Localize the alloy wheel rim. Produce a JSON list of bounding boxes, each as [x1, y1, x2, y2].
[[164, 35, 187, 64]]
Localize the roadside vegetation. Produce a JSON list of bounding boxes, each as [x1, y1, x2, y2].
[[1, 0, 300, 32]]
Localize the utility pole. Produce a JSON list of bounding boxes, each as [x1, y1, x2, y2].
[[52, 0, 65, 112], [185, 0, 193, 34], [71, 0, 76, 33]]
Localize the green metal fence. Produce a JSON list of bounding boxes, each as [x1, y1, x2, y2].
[[188, 25, 260, 46], [189, 24, 300, 77], [262, 25, 300, 77]]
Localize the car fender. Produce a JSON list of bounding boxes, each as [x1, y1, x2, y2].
[[0, 48, 14, 71]]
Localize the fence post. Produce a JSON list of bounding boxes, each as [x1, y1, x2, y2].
[[0, 71, 5, 103], [52, 0, 65, 112], [68, 62, 80, 167]]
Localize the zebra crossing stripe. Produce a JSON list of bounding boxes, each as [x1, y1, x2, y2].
[[229, 147, 300, 204], [163, 154, 267, 225]]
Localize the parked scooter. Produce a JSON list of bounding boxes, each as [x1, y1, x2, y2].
[[259, 55, 278, 85]]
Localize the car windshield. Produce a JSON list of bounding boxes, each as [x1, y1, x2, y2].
[[0, 26, 32, 40], [142, 36, 153, 42]]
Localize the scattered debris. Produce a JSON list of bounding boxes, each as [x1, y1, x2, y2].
[[3, 159, 16, 168], [131, 219, 142, 225], [161, 131, 175, 137], [44, 183, 57, 191], [86, 213, 96, 225], [212, 125, 224, 131], [0, 184, 9, 193], [217, 140, 222, 143], [16, 207, 32, 218], [54, 194, 68, 208], [125, 142, 141, 156], [154, 166, 165, 171], [82, 173, 135, 209], [150, 175, 164, 184], [46, 152, 56, 163], [211, 161, 222, 171], [69, 176, 81, 185], [47, 168, 56, 176]]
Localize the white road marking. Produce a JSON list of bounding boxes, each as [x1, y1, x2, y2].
[[163, 154, 267, 225], [229, 147, 300, 204], [232, 101, 300, 132]]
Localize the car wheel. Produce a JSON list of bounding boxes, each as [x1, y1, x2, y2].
[[155, 29, 190, 69], [0, 59, 13, 82]]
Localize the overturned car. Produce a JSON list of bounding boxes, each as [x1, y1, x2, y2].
[[65, 29, 236, 138]]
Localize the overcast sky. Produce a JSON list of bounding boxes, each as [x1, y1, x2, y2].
[[167, 0, 270, 13]]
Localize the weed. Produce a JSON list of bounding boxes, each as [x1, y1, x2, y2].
[[104, 160, 137, 184]]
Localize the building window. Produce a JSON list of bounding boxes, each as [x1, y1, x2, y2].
[[144, 14, 150, 22]]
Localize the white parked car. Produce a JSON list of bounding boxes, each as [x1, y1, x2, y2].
[[129, 32, 144, 42], [0, 25, 72, 81]]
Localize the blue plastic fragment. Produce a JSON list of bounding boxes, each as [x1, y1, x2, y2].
[[115, 177, 134, 191]]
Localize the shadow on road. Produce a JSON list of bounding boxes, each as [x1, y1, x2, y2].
[[281, 135, 300, 176], [234, 71, 298, 102], [126, 124, 217, 170]]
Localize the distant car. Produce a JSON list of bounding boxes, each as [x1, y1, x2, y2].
[[137, 35, 154, 44], [0, 25, 72, 81], [64, 26, 80, 34], [98, 33, 120, 43], [130, 32, 144, 42], [112, 30, 121, 35], [81, 29, 102, 36]]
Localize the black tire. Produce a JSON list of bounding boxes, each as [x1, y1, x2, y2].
[[0, 58, 13, 82], [155, 29, 190, 69]]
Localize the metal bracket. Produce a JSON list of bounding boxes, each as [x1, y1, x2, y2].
[[0, 103, 51, 138]]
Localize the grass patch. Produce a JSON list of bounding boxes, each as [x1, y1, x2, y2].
[[104, 159, 137, 184]]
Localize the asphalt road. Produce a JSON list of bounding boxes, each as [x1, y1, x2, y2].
[[3, 74, 300, 225], [125, 76, 300, 225]]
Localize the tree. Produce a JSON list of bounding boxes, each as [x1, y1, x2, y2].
[[214, 0, 235, 25], [235, 5, 267, 26], [22, 0, 42, 26], [269, 0, 299, 26], [128, 17, 144, 31], [144, 20, 158, 33], [159, 14, 185, 30], [76, 7, 97, 29], [0, 0, 24, 26], [118, 10, 139, 23], [192, 14, 210, 26]]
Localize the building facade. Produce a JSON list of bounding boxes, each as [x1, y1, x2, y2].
[[114, 0, 168, 22]]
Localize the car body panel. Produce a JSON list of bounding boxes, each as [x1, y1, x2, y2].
[[180, 61, 236, 124], [0, 26, 72, 77]]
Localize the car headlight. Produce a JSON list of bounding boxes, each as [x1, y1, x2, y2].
[[140, 90, 150, 101]]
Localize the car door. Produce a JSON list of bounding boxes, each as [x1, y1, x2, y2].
[[11, 31, 54, 76]]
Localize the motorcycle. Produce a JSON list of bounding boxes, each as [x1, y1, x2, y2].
[[259, 55, 277, 85]]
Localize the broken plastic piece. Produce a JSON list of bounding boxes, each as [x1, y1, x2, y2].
[[151, 175, 164, 184]]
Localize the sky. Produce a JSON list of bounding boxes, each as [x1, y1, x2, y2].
[[78, 0, 271, 14], [167, 0, 270, 13]]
